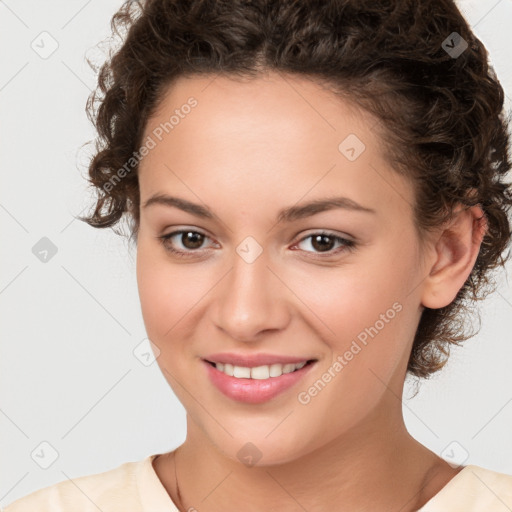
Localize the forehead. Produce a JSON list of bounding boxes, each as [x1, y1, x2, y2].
[[145, 72, 370, 154], [138, 72, 414, 222]]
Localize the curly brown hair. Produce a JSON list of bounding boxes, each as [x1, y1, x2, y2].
[[79, 0, 512, 378]]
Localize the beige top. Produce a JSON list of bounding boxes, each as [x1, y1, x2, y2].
[[2, 454, 512, 511]]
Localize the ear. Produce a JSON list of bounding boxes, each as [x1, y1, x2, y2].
[[420, 203, 488, 309]]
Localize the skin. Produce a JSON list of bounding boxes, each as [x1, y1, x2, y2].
[[135, 71, 487, 512]]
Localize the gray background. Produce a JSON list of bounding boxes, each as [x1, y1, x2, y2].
[[1, 0, 511, 507]]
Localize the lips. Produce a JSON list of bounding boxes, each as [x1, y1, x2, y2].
[[203, 358, 317, 404]]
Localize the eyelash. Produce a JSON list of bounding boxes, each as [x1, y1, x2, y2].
[[157, 229, 356, 259]]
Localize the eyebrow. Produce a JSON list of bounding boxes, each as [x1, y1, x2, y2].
[[142, 193, 376, 222]]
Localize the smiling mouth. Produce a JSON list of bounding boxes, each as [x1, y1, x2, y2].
[[203, 357, 318, 404]]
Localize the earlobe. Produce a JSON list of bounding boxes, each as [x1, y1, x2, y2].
[[420, 204, 487, 309]]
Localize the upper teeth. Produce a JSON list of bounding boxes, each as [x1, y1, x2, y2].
[[214, 361, 308, 379]]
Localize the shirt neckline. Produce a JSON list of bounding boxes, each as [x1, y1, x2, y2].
[[137, 453, 181, 511], [416, 464, 476, 510], [138, 453, 473, 511]]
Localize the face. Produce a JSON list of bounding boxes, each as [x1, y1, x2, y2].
[[136, 72, 428, 465]]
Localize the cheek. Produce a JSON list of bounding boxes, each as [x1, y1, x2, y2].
[[136, 239, 214, 343], [292, 248, 416, 372], [290, 260, 403, 336], [136, 240, 181, 338]]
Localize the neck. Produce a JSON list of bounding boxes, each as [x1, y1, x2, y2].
[[164, 399, 458, 512]]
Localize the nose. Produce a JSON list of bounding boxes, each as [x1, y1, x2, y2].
[[212, 247, 290, 342]]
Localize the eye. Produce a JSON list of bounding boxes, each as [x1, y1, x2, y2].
[[158, 229, 217, 258], [292, 231, 356, 257], [157, 229, 356, 259]]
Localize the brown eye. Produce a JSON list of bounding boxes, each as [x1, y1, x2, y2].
[[158, 229, 214, 258], [180, 231, 205, 249], [310, 234, 336, 252], [294, 231, 356, 257]]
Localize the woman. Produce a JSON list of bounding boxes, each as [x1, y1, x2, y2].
[[4, 0, 512, 510]]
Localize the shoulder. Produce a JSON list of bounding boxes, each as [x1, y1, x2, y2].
[[419, 464, 512, 511], [1, 457, 146, 512]]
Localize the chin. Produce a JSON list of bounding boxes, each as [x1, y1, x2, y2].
[[204, 428, 318, 468]]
